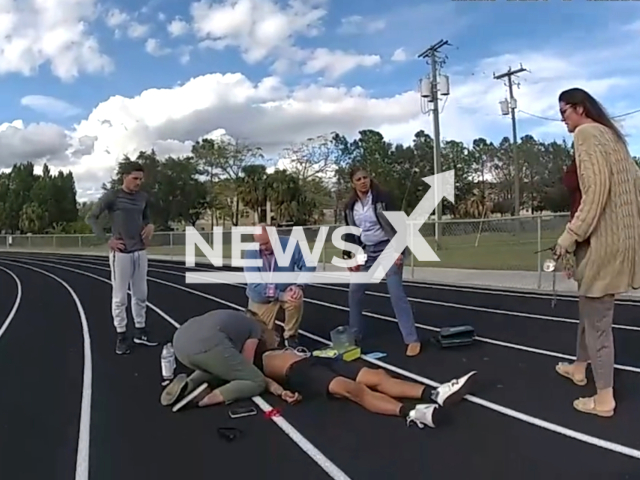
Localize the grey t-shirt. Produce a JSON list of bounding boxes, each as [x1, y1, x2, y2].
[[173, 310, 263, 356], [86, 188, 149, 253]]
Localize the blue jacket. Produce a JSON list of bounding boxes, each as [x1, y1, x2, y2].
[[244, 235, 316, 304]]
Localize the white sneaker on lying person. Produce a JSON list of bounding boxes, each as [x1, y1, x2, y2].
[[431, 371, 477, 407], [406, 404, 442, 429]]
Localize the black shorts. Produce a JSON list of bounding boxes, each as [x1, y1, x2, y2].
[[285, 356, 364, 399]]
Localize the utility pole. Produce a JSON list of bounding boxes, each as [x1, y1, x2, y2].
[[494, 65, 527, 221], [418, 39, 450, 249]]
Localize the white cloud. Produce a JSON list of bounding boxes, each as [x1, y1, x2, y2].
[[338, 15, 385, 35], [190, 0, 328, 64], [68, 35, 640, 199], [145, 38, 171, 56], [0, 0, 112, 81], [0, 120, 94, 169], [104, 8, 129, 28], [127, 22, 152, 39], [391, 48, 408, 62], [104, 8, 151, 40], [21, 95, 82, 118], [301, 49, 381, 80], [191, 0, 380, 78], [168, 17, 190, 37], [3, 9, 640, 201], [177, 46, 193, 64]]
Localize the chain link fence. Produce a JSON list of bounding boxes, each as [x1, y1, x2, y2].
[[0, 213, 569, 282]]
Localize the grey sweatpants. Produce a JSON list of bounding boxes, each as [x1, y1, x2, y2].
[[576, 295, 616, 390], [109, 250, 148, 333], [175, 337, 266, 403]]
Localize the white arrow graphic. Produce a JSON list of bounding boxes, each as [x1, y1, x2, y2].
[[408, 170, 455, 225], [351, 170, 455, 283]]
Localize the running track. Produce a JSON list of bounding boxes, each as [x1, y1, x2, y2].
[[1, 251, 639, 480]]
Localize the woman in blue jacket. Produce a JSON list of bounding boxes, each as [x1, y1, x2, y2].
[[342, 166, 421, 356]]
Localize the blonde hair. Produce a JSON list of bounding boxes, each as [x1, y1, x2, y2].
[[246, 309, 280, 348], [261, 327, 280, 349]]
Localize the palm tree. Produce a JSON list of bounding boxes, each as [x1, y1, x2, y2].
[[267, 170, 302, 224], [19, 202, 47, 233], [237, 164, 269, 222], [455, 188, 492, 219]]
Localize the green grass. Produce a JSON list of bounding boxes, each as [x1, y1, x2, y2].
[[1, 229, 564, 271]]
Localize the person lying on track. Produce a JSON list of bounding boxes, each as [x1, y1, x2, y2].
[[252, 344, 477, 428], [160, 309, 476, 427], [160, 308, 282, 413]]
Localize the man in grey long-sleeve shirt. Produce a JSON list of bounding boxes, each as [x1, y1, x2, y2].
[[86, 161, 158, 354]]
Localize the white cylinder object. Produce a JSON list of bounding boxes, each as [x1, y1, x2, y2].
[[438, 74, 450, 95], [419, 77, 432, 99], [499, 99, 510, 116]]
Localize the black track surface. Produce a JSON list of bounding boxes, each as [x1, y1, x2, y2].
[[1, 251, 639, 480]]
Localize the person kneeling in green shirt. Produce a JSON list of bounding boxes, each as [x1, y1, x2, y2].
[[160, 309, 295, 412]]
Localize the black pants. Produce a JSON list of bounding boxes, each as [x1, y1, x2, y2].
[[285, 357, 364, 398]]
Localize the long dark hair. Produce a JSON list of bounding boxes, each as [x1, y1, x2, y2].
[[558, 88, 626, 145]]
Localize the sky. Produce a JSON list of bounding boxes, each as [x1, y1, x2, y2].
[[1, 0, 640, 201]]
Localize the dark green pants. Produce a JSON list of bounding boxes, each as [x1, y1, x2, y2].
[[176, 337, 266, 402]]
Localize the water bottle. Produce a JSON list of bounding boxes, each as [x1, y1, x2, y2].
[[330, 326, 354, 353], [161, 343, 175, 381]]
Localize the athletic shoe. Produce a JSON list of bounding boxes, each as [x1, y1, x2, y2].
[[431, 371, 477, 407], [133, 327, 159, 346], [172, 383, 211, 413], [160, 374, 188, 406], [407, 404, 441, 428], [115, 332, 130, 355]]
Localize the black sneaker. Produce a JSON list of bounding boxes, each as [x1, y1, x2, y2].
[[116, 332, 130, 355], [133, 327, 159, 346], [284, 335, 299, 348]]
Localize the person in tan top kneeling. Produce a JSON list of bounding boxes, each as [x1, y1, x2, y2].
[[554, 87, 640, 418]]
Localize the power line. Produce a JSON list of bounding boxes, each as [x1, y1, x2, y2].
[[417, 39, 451, 249], [494, 64, 527, 222], [519, 107, 640, 123]]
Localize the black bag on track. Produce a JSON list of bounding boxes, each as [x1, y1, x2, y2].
[[435, 325, 475, 348]]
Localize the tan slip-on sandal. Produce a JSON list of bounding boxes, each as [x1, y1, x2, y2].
[[573, 396, 614, 418], [160, 374, 188, 406], [555, 362, 587, 386], [406, 342, 421, 357]]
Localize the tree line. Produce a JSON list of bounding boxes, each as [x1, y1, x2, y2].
[[0, 163, 82, 234], [3, 129, 637, 235]]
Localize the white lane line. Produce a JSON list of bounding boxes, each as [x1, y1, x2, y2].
[[0, 266, 22, 340], [37, 254, 640, 332], [21, 255, 640, 462], [183, 273, 640, 374], [15, 256, 351, 480], [13, 251, 640, 306], [401, 280, 640, 305], [0, 260, 93, 480], [15, 254, 640, 375], [311, 284, 640, 332]]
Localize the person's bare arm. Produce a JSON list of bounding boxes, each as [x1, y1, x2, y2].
[[265, 377, 302, 404], [265, 377, 285, 395]]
